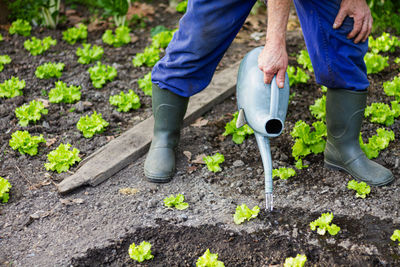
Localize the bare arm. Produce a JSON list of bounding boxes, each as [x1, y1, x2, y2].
[[258, 0, 291, 88]]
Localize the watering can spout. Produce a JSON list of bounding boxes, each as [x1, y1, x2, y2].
[[236, 46, 290, 211]]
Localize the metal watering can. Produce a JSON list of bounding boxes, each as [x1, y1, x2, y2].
[[236, 46, 290, 211]]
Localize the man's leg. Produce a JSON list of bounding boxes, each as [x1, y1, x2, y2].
[[144, 0, 257, 183], [293, 0, 394, 186]]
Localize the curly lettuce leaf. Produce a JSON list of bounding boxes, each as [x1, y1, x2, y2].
[[233, 204, 260, 225], [203, 153, 225, 173], [44, 143, 81, 173], [128, 241, 154, 263], [163, 193, 189, 210], [9, 130, 46, 156]]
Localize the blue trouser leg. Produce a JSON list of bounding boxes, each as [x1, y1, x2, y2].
[[293, 0, 369, 91], [151, 0, 256, 97]]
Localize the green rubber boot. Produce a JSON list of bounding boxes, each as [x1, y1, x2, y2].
[[324, 88, 394, 186], [144, 84, 189, 183]]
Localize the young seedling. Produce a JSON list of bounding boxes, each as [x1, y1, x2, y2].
[[138, 72, 152, 96], [0, 177, 12, 203], [128, 241, 154, 263], [102, 25, 130, 47], [297, 49, 313, 72], [109, 90, 141, 112], [233, 204, 260, 225], [365, 101, 400, 126], [196, 249, 225, 267], [364, 52, 389, 74], [0, 76, 25, 98], [310, 212, 340, 236], [359, 128, 395, 159], [9, 19, 31, 36], [24, 36, 57, 56], [48, 81, 81, 104], [62, 24, 88, 45], [291, 120, 327, 162], [164, 193, 189, 210], [35, 62, 65, 79], [76, 43, 104, 64], [0, 55, 12, 72], [347, 180, 371, 198], [9, 130, 46, 156], [44, 143, 81, 173], [76, 111, 109, 138], [383, 76, 400, 101], [284, 254, 307, 267], [132, 46, 160, 67], [309, 95, 326, 121], [203, 153, 225, 173], [272, 167, 296, 180], [15, 100, 48, 126], [88, 61, 117, 88], [391, 229, 400, 245], [287, 66, 310, 86], [222, 111, 254, 144]]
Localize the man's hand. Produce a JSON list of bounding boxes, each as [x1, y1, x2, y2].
[[333, 0, 372, 43], [258, 42, 288, 88]]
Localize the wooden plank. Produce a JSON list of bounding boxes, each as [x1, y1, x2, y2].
[[57, 62, 240, 193]]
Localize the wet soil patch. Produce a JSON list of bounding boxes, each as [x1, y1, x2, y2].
[[71, 209, 400, 266]]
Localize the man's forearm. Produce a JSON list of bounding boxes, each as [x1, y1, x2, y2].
[[266, 0, 291, 45]]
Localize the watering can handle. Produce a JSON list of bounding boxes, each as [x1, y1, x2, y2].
[[269, 76, 280, 118]]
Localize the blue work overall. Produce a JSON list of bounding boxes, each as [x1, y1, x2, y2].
[[152, 0, 369, 98]]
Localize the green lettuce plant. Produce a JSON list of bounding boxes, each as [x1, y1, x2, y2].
[[391, 229, 400, 245], [310, 212, 340, 236], [77, 111, 109, 138], [163, 193, 189, 210], [0, 177, 12, 203], [9, 130, 46, 156], [138, 72, 152, 96], [0, 55, 12, 72], [233, 204, 260, 225], [284, 254, 307, 267], [0, 76, 25, 98], [291, 120, 327, 161], [203, 153, 225, 173], [48, 81, 81, 103], [62, 24, 88, 45], [24, 36, 57, 56], [0, 33, 3, 41], [109, 90, 141, 112], [35, 62, 65, 79], [76, 43, 104, 64], [151, 29, 176, 49], [102, 25, 130, 47], [364, 52, 389, 74], [368, 32, 400, 54], [272, 167, 296, 180], [128, 241, 154, 263], [88, 62, 117, 88], [297, 49, 313, 72], [309, 95, 326, 121], [196, 249, 225, 267], [44, 143, 81, 173], [222, 111, 254, 144], [15, 100, 48, 126], [364, 101, 400, 126], [176, 0, 188, 13], [132, 46, 160, 67], [359, 128, 395, 159], [347, 179, 371, 198], [9, 19, 31, 36], [287, 66, 310, 86], [383, 76, 400, 101]]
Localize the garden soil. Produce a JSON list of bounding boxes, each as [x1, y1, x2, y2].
[[1, 2, 400, 267]]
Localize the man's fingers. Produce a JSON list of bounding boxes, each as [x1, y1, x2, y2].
[[347, 16, 362, 39], [276, 69, 286, 88], [362, 16, 373, 43], [263, 72, 274, 84], [333, 9, 346, 29], [354, 17, 368, 43]]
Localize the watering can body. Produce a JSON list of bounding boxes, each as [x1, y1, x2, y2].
[[236, 46, 290, 210]]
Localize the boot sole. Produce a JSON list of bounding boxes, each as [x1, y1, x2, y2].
[[324, 160, 394, 186], [144, 170, 173, 183]]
